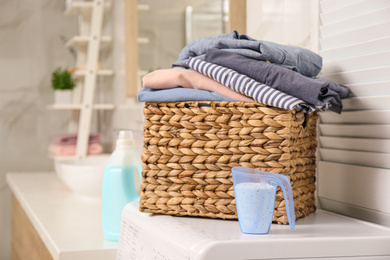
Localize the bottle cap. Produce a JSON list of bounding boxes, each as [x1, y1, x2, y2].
[[116, 130, 135, 147]]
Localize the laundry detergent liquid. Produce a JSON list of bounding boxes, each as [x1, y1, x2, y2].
[[102, 130, 142, 241]]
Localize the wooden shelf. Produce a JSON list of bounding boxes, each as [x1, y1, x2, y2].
[[64, 1, 111, 16], [65, 35, 112, 48], [52, 0, 115, 158], [93, 104, 115, 110], [138, 69, 148, 76], [137, 4, 150, 12], [137, 37, 149, 44], [73, 69, 114, 77]]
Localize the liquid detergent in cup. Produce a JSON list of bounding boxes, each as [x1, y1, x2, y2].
[[232, 166, 295, 234]]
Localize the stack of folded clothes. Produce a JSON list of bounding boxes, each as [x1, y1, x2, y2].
[[138, 30, 350, 114], [48, 133, 103, 156]]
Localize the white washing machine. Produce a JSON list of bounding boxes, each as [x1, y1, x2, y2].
[[117, 201, 390, 260]]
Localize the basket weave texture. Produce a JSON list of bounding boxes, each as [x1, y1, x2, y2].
[[139, 101, 318, 224]]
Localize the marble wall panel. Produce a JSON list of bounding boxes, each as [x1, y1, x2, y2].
[[0, 0, 78, 258]]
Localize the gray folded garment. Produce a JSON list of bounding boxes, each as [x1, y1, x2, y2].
[[204, 48, 350, 113], [172, 30, 322, 77], [137, 87, 234, 102]]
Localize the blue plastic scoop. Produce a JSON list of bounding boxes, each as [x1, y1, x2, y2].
[[232, 166, 295, 234]]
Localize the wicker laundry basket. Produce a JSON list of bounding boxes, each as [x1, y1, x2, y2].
[[139, 101, 318, 224]]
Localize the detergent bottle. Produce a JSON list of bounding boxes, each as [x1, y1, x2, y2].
[[102, 130, 142, 241]]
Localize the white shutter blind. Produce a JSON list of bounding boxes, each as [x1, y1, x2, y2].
[[318, 0, 390, 226]]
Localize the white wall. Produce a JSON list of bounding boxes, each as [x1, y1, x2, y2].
[[246, 0, 318, 51]]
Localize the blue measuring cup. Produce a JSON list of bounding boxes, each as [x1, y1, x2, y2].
[[232, 166, 295, 234]]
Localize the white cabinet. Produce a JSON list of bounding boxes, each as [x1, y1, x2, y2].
[[7, 173, 117, 260]]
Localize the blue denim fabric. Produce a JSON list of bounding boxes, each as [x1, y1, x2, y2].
[[137, 87, 234, 102], [172, 30, 323, 77], [204, 48, 350, 113]]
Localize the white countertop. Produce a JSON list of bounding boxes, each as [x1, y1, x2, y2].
[[8, 172, 390, 260], [6, 172, 117, 260]]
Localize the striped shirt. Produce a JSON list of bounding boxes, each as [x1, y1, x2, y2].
[[187, 57, 317, 113]]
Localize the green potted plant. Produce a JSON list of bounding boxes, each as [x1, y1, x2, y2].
[[51, 67, 77, 104]]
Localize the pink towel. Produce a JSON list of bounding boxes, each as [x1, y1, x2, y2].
[[51, 133, 101, 145], [48, 143, 103, 156]]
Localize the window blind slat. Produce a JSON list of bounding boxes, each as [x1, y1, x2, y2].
[[322, 66, 390, 85], [322, 51, 390, 74], [319, 124, 390, 139], [320, 136, 390, 153], [320, 0, 361, 14], [320, 0, 390, 25], [319, 37, 390, 62], [319, 162, 390, 214], [342, 96, 390, 111], [346, 81, 390, 97], [320, 22, 390, 50], [319, 110, 390, 124], [321, 7, 390, 38], [320, 148, 390, 169]]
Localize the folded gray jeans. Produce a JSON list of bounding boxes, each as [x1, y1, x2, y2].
[[172, 30, 323, 77]]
